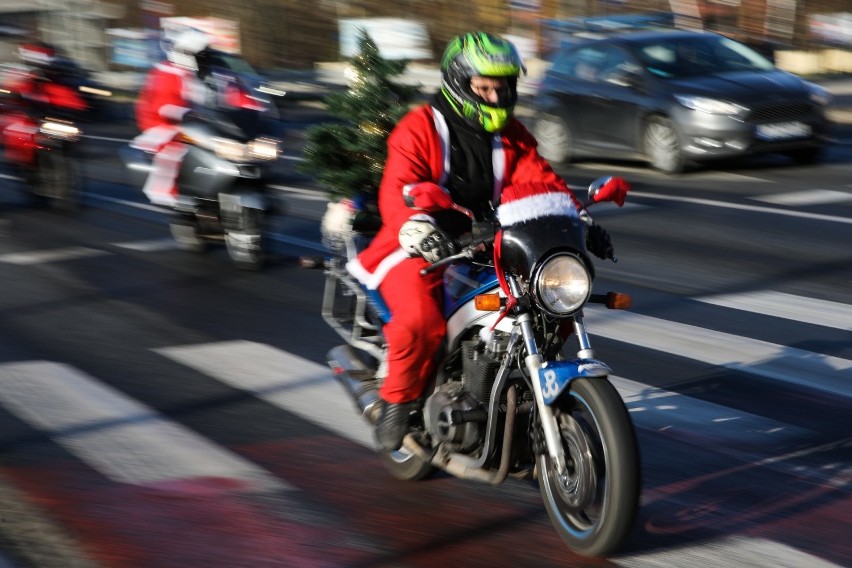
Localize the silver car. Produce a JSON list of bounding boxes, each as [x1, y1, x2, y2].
[[531, 29, 832, 174]]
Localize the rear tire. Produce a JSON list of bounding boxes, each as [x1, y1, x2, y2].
[[537, 378, 640, 558], [378, 445, 435, 481]]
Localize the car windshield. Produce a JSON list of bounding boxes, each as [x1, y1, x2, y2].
[[634, 35, 775, 79]]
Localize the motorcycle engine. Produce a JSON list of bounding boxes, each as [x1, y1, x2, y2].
[[423, 383, 484, 451], [423, 335, 509, 451]]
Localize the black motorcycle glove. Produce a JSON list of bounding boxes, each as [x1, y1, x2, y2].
[[418, 230, 459, 263], [586, 223, 614, 260], [399, 220, 459, 263]]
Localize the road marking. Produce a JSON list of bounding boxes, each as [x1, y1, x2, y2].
[[159, 339, 830, 456], [0, 361, 284, 491], [85, 193, 167, 213], [696, 290, 852, 331], [269, 184, 330, 201], [612, 375, 813, 451], [156, 340, 376, 448], [112, 239, 178, 252], [616, 536, 843, 568], [0, 247, 109, 265], [584, 307, 852, 399], [632, 191, 852, 225], [0, 173, 24, 182], [753, 189, 852, 205]]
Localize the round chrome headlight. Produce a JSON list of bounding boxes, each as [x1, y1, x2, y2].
[[533, 253, 591, 316]]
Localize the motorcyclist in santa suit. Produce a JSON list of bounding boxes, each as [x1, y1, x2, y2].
[[345, 31, 614, 452], [0, 41, 88, 168], [131, 29, 214, 207]]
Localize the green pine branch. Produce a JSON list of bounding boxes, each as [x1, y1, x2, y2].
[[299, 29, 421, 201]]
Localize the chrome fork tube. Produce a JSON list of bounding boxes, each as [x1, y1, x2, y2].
[[507, 275, 568, 472]]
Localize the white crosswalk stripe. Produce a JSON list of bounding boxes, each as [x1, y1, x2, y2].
[[0, 247, 109, 265], [696, 290, 852, 331], [156, 340, 376, 449], [0, 287, 848, 566], [0, 361, 285, 491], [616, 536, 842, 568], [583, 305, 852, 399]]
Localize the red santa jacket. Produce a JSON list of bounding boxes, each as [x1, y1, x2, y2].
[[135, 62, 205, 132], [347, 104, 581, 290]]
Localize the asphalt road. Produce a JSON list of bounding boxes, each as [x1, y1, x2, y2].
[[0, 100, 849, 568]]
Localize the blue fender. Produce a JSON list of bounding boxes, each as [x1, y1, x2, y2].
[[538, 359, 611, 405]]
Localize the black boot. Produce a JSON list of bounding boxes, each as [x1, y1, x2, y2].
[[375, 401, 413, 452]]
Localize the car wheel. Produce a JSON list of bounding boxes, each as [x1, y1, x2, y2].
[[643, 116, 686, 174], [533, 113, 573, 164]]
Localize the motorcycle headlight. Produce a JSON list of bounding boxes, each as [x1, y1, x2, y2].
[[40, 120, 80, 140], [533, 253, 591, 316]]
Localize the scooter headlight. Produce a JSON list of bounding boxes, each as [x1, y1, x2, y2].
[[532, 253, 591, 316], [248, 137, 279, 160], [212, 137, 279, 161], [212, 137, 247, 161]]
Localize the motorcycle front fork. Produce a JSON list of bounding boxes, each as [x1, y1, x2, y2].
[[509, 277, 594, 476]]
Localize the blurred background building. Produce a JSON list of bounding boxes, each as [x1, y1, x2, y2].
[[1, 0, 852, 72]]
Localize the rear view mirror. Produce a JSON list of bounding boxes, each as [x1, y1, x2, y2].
[[588, 176, 630, 207]]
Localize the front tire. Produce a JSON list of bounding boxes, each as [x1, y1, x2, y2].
[[643, 116, 687, 174], [537, 378, 640, 558], [34, 149, 81, 211], [225, 207, 267, 270]]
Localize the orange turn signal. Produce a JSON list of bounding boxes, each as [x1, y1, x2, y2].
[[475, 294, 503, 311], [606, 292, 632, 310]]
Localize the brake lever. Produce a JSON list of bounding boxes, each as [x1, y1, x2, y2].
[[419, 243, 485, 275]]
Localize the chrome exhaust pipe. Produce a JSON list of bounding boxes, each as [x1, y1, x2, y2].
[[327, 345, 381, 423]]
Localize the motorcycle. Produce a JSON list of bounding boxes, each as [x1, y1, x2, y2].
[[121, 80, 282, 270], [1, 86, 84, 210], [321, 176, 640, 557]]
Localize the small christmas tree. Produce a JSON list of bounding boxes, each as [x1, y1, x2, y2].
[[299, 30, 421, 202]]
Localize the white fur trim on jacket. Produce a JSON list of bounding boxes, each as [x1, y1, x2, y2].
[[347, 248, 411, 290], [497, 192, 579, 226]]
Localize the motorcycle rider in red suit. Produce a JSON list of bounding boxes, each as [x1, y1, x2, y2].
[[131, 29, 212, 207], [0, 42, 87, 169], [345, 31, 614, 451]]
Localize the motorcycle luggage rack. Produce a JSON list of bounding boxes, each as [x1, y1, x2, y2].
[[321, 235, 386, 362]]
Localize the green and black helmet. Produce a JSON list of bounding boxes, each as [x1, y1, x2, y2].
[[440, 31, 526, 133]]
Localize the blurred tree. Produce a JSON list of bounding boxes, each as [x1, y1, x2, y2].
[[299, 31, 420, 201]]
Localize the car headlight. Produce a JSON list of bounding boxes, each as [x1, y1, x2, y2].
[[675, 94, 747, 117], [533, 253, 591, 316]]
